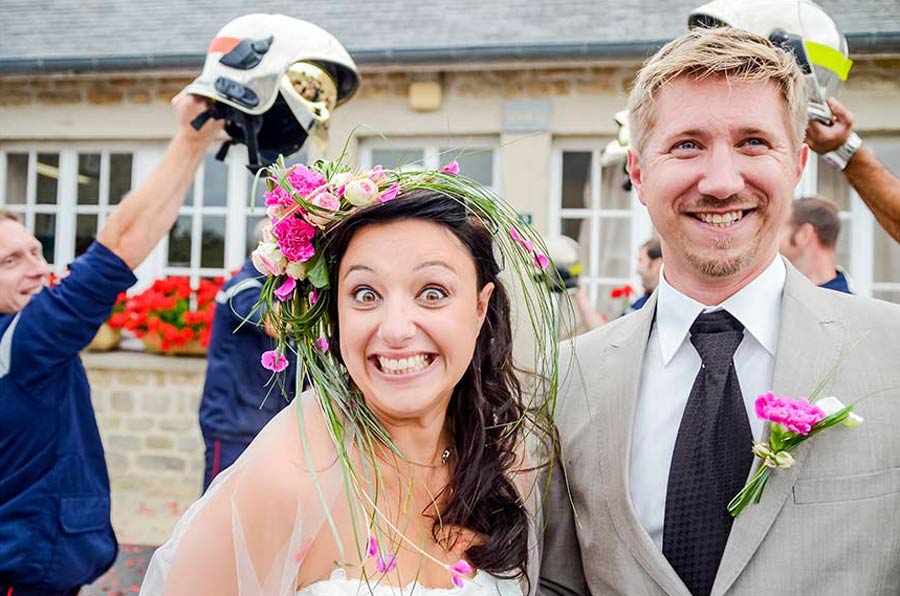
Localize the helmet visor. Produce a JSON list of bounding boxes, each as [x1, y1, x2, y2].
[[279, 61, 339, 139]]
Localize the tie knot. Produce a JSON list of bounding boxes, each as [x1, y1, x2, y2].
[[689, 310, 744, 365]]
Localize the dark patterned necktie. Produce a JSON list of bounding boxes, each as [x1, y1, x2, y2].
[[662, 310, 754, 596]]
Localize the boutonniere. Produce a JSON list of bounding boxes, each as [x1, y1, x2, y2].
[[727, 392, 863, 517]]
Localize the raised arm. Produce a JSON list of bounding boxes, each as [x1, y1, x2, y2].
[[98, 94, 224, 269], [806, 97, 900, 243]]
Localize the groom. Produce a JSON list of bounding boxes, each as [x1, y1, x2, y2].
[[540, 27, 900, 596]]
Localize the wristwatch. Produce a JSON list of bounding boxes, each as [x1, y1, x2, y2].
[[822, 131, 862, 170]]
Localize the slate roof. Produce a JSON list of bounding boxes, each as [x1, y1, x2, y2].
[[1, 0, 899, 72]]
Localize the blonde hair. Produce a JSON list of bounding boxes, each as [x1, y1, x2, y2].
[[627, 26, 808, 154]]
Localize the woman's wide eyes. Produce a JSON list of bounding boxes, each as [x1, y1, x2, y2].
[[419, 287, 448, 302], [353, 288, 378, 303]]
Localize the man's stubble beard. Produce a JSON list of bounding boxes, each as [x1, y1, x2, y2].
[[682, 231, 760, 278]]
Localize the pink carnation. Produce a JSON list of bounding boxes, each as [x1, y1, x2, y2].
[[260, 350, 288, 372], [264, 185, 293, 208], [274, 216, 316, 263], [755, 392, 826, 436], [287, 165, 326, 197]]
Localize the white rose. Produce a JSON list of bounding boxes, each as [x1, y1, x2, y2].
[[285, 260, 308, 280], [344, 178, 378, 206]]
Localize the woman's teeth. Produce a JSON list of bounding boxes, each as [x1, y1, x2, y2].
[[377, 354, 432, 375], [696, 210, 744, 227]]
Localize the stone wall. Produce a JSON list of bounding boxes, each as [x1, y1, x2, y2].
[[84, 350, 207, 545]]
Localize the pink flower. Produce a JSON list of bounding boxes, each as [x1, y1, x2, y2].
[[309, 288, 319, 305], [287, 164, 327, 198], [534, 253, 550, 269], [440, 160, 460, 175], [307, 191, 340, 225], [376, 553, 397, 573], [755, 391, 826, 436], [274, 216, 316, 263], [369, 165, 386, 183], [273, 277, 296, 301], [448, 559, 473, 588], [260, 350, 288, 372], [251, 242, 287, 276], [367, 536, 397, 573], [264, 185, 293, 208], [508, 227, 533, 252], [316, 337, 329, 353], [378, 183, 400, 203]]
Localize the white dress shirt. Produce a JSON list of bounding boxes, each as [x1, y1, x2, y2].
[[629, 256, 786, 550]]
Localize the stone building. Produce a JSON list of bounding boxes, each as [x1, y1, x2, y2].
[[2, 0, 900, 543]]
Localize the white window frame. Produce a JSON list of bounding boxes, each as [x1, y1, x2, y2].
[[548, 139, 653, 308], [0, 143, 152, 272], [359, 137, 502, 191]]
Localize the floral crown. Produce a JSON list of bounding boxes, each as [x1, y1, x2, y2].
[[246, 152, 561, 582]]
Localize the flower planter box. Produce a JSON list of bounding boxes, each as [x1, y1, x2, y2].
[[141, 333, 207, 357], [87, 323, 122, 352]]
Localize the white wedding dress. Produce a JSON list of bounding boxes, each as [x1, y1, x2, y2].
[[296, 568, 523, 596]]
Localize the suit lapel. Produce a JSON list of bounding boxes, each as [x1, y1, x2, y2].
[[712, 264, 847, 596], [596, 293, 692, 596]]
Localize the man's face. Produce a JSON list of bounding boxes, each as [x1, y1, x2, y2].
[[628, 76, 807, 287], [636, 247, 661, 293], [0, 219, 50, 314]]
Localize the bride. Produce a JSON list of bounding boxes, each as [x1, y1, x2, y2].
[[140, 156, 560, 595]]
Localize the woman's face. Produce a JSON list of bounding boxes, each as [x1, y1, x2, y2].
[[337, 219, 493, 426]]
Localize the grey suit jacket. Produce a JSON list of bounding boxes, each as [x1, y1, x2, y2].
[[540, 263, 900, 596]]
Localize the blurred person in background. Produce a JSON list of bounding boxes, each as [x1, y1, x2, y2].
[[630, 237, 663, 310], [780, 196, 854, 293]]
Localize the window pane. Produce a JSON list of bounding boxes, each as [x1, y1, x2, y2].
[[815, 156, 850, 211], [561, 218, 591, 270], [371, 148, 424, 171], [200, 215, 226, 268], [874, 225, 900, 284], [167, 215, 193, 267], [561, 151, 591, 209], [185, 183, 195, 207], [440, 148, 493, 186], [75, 214, 97, 256], [34, 213, 56, 263], [36, 153, 59, 205], [77, 153, 101, 205], [245, 215, 266, 258], [109, 153, 132, 205], [600, 164, 632, 209], [873, 288, 900, 306], [597, 218, 632, 278], [203, 155, 228, 207], [3, 153, 28, 205], [835, 217, 851, 272]]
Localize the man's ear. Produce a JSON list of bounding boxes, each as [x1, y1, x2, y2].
[[627, 150, 647, 206], [477, 282, 495, 326], [797, 222, 816, 247]]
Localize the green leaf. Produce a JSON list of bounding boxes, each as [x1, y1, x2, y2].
[[307, 253, 329, 289]]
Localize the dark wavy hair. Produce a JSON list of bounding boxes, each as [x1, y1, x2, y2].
[[324, 189, 536, 579]]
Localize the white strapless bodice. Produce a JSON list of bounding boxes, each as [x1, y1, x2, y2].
[[296, 568, 524, 596]]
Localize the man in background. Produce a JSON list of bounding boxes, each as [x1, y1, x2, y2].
[[780, 196, 853, 293], [631, 237, 663, 310]]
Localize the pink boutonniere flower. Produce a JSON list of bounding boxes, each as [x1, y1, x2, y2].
[[729, 390, 863, 517]]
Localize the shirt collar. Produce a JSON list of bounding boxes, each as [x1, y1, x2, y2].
[[656, 256, 786, 365]]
